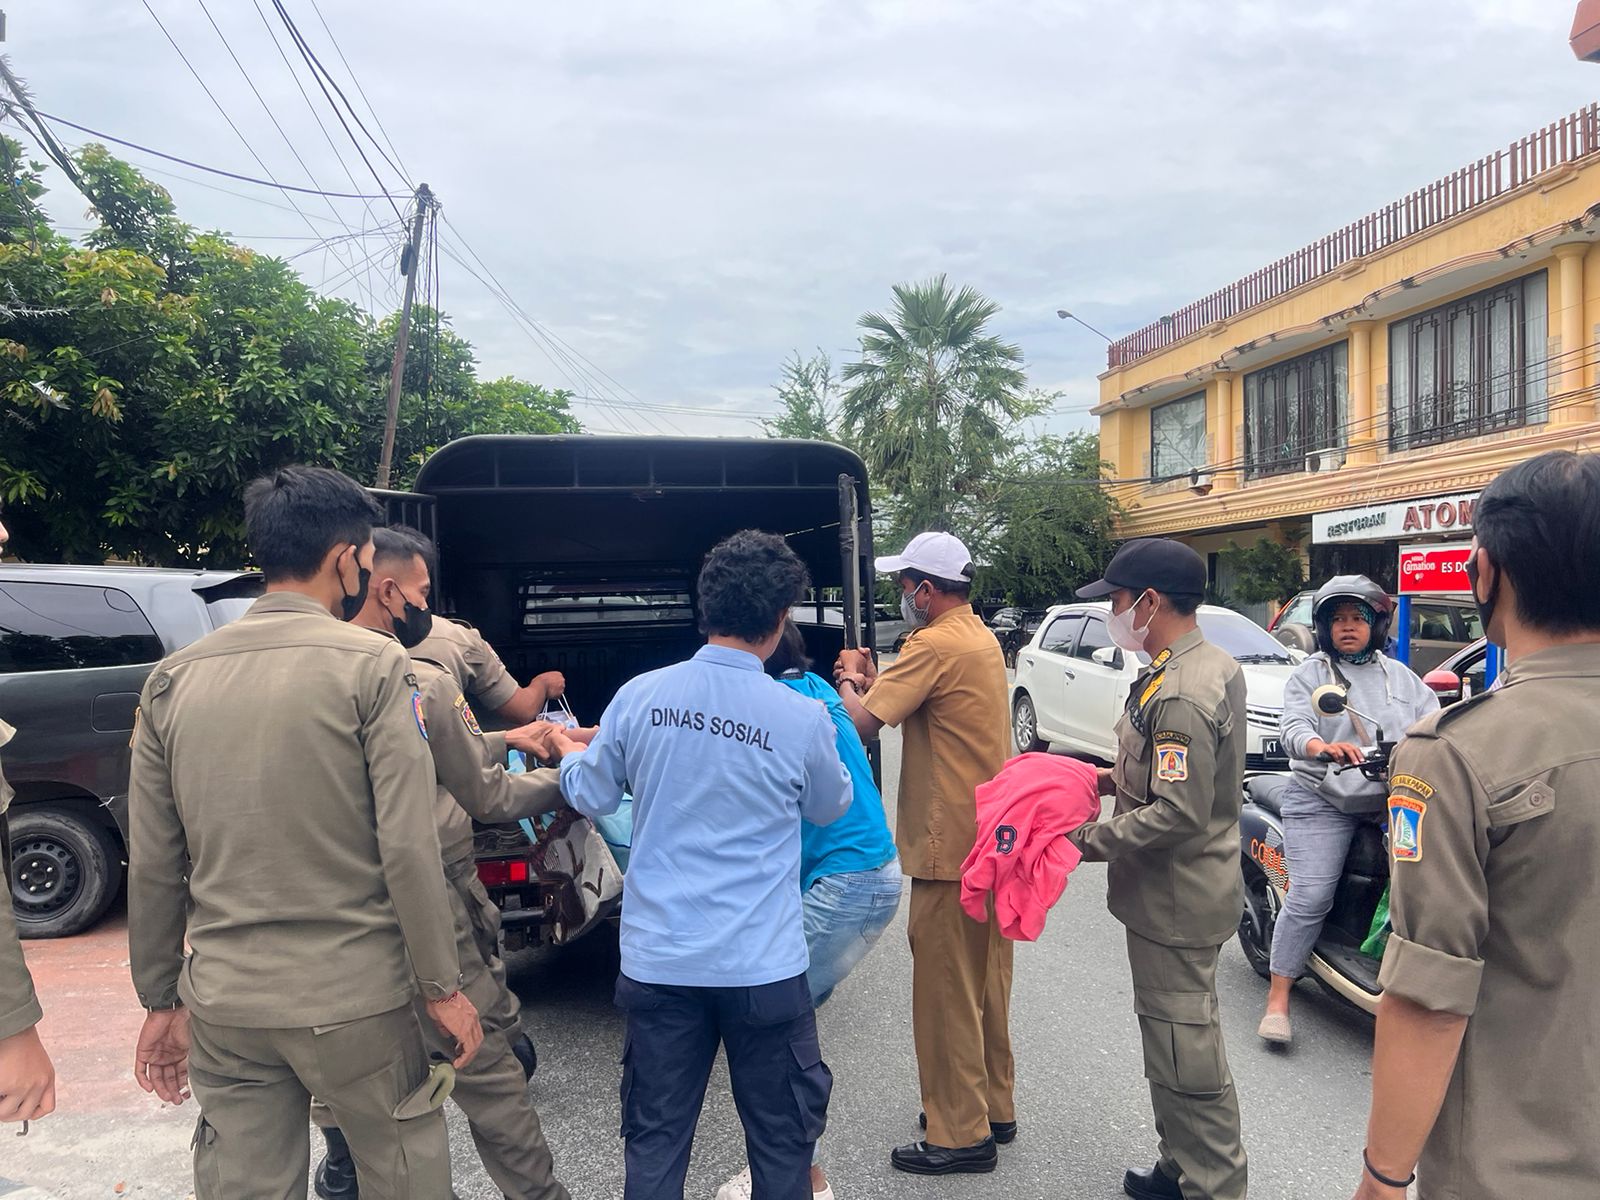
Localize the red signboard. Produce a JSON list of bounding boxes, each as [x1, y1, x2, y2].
[[1398, 543, 1474, 594]]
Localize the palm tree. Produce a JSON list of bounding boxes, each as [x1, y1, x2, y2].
[[840, 275, 1036, 533]]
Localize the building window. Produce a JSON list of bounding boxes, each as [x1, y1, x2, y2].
[[1243, 342, 1349, 479], [1388, 272, 1548, 451], [1150, 392, 1207, 482]]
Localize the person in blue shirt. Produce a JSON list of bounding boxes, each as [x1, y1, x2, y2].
[[717, 621, 902, 1200], [548, 530, 852, 1200]]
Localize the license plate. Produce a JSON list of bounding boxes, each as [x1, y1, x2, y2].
[[1261, 739, 1282, 758]]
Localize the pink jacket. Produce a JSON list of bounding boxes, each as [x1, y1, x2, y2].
[[960, 753, 1101, 941]]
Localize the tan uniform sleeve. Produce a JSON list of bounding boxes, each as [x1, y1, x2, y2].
[[861, 636, 940, 728], [422, 675, 564, 825], [1070, 695, 1218, 860], [1377, 736, 1489, 1016], [0, 761, 43, 1039], [363, 643, 460, 1001], [463, 627, 519, 712], [127, 684, 189, 1011]]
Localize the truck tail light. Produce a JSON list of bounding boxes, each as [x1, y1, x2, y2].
[[477, 859, 531, 888]]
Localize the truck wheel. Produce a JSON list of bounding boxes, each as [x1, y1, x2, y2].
[[1237, 857, 1276, 980], [8, 807, 122, 939], [1012, 693, 1046, 754]]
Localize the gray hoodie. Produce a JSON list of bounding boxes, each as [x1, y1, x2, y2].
[[1280, 651, 1440, 812]]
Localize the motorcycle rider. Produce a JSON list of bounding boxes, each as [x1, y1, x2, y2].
[[1257, 576, 1437, 1045]]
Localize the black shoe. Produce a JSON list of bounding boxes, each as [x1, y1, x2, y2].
[[1123, 1161, 1183, 1200], [314, 1127, 360, 1200], [891, 1137, 998, 1176], [918, 1111, 1018, 1145], [512, 1031, 538, 1079]]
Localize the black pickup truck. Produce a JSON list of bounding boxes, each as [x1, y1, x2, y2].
[[379, 434, 878, 951]]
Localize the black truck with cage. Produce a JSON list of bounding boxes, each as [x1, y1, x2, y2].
[[378, 434, 878, 952]]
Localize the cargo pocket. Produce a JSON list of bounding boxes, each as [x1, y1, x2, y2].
[[392, 1059, 455, 1120], [787, 1032, 833, 1143], [1133, 988, 1226, 1098], [191, 1115, 222, 1200], [391, 1061, 453, 1200]]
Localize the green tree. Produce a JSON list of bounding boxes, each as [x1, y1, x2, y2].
[[1217, 537, 1306, 606], [470, 376, 580, 437], [975, 432, 1122, 607], [763, 350, 837, 441], [839, 275, 1043, 536]]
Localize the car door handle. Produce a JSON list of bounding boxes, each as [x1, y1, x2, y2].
[[1063, 667, 1075, 681]]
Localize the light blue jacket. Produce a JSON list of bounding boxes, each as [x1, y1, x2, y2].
[[559, 644, 852, 987]]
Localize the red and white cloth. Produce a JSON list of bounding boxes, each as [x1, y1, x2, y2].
[[960, 753, 1101, 941]]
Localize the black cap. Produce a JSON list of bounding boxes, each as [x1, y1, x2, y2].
[[1076, 538, 1207, 600]]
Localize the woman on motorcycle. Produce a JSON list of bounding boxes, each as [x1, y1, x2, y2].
[[1257, 575, 1438, 1045]]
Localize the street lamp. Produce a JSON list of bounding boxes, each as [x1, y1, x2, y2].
[[1057, 309, 1112, 343]]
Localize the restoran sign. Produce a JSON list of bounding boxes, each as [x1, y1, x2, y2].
[[1313, 492, 1479, 544]]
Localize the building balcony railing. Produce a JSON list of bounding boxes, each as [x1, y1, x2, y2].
[[1106, 103, 1600, 370]]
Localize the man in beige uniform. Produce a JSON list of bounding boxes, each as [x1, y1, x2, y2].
[[1, 717, 57, 1125], [1070, 539, 1247, 1200], [313, 526, 570, 1200], [127, 466, 480, 1200], [836, 532, 1013, 1177], [1352, 451, 1600, 1200]]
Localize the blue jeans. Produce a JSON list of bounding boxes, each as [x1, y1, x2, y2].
[[803, 859, 903, 1008]]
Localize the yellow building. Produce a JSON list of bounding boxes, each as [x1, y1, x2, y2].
[[1095, 103, 1600, 609]]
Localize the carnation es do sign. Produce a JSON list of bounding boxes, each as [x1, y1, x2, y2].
[[1398, 544, 1474, 595]]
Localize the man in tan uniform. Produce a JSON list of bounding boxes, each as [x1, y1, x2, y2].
[[0, 509, 57, 1128], [313, 526, 570, 1200], [1, 717, 56, 1125], [1070, 539, 1247, 1200], [1352, 451, 1600, 1200], [127, 466, 480, 1200], [836, 532, 1013, 1176]]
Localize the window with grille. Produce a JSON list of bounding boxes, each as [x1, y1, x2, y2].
[[1150, 392, 1207, 482], [1388, 272, 1548, 451], [1243, 342, 1348, 478]]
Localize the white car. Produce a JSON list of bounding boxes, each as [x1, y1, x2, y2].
[[1010, 602, 1297, 769]]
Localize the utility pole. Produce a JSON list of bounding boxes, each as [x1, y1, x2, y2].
[[376, 181, 431, 490]]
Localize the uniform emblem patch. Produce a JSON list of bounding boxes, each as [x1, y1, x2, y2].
[[1389, 795, 1426, 863], [457, 696, 483, 737], [1390, 773, 1435, 800], [1155, 742, 1189, 782], [412, 691, 428, 740]]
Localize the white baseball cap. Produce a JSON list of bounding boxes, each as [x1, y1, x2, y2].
[[875, 531, 975, 581]]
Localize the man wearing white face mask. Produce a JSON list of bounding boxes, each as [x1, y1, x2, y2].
[[834, 532, 1013, 1178], [1069, 538, 1249, 1200]]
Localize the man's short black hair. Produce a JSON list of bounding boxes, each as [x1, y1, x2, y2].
[[763, 620, 813, 679], [902, 568, 972, 600], [697, 529, 810, 642], [243, 465, 382, 583], [373, 525, 435, 577], [1476, 450, 1600, 634], [1158, 591, 1203, 618]]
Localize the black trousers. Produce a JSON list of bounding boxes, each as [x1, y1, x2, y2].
[[616, 972, 831, 1200]]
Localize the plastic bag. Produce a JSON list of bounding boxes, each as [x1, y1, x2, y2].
[[539, 693, 579, 731], [1361, 884, 1391, 959]]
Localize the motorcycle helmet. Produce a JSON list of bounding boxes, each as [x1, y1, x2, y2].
[[1312, 575, 1392, 660]]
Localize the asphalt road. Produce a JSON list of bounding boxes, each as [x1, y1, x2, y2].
[[497, 729, 1378, 1200]]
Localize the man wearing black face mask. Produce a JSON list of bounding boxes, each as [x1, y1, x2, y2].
[[1350, 451, 1600, 1200], [318, 525, 572, 1200], [127, 466, 476, 1200]]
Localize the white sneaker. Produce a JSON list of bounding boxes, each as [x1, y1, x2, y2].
[[715, 1167, 753, 1200], [813, 1184, 835, 1200]]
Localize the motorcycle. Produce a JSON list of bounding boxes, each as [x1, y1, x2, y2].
[[1236, 684, 1394, 1015]]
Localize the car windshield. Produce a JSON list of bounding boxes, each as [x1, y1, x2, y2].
[[1198, 609, 1295, 664]]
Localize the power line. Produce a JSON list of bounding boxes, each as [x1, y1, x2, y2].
[[303, 0, 413, 182], [34, 108, 401, 200]]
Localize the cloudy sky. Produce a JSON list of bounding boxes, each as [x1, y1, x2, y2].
[[12, 1, 1598, 435]]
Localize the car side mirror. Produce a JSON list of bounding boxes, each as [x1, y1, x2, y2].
[[1422, 669, 1463, 705], [1312, 683, 1348, 715], [1092, 646, 1123, 670]]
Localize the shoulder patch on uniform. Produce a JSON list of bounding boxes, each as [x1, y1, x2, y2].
[[1390, 773, 1434, 800], [1152, 729, 1190, 747], [1154, 739, 1189, 782], [1389, 795, 1426, 863], [412, 691, 429, 740], [456, 694, 483, 737], [1149, 647, 1172, 671]]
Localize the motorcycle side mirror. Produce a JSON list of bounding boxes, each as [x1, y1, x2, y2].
[[1312, 683, 1349, 716]]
